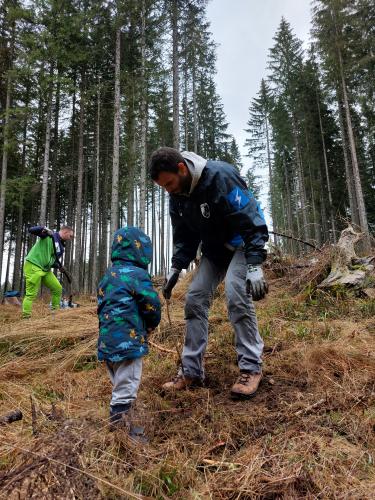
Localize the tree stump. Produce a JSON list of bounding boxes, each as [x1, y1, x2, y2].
[[319, 226, 374, 289]]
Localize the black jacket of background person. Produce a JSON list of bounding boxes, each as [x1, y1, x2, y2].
[[169, 157, 269, 271]]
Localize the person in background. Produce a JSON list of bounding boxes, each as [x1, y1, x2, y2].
[[149, 147, 268, 399], [97, 227, 161, 438], [22, 225, 74, 318]]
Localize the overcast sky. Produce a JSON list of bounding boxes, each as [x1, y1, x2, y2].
[[206, 0, 313, 217]]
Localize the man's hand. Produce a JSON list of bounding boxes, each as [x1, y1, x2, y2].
[[246, 265, 268, 301], [42, 227, 54, 236], [162, 268, 180, 299]]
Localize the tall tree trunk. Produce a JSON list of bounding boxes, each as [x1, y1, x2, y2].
[[316, 92, 337, 242], [172, 0, 180, 149], [91, 80, 100, 293], [13, 88, 30, 290], [337, 96, 359, 225], [64, 80, 77, 273], [73, 80, 85, 286], [192, 63, 198, 153], [139, 0, 147, 231], [292, 119, 310, 242], [264, 113, 275, 238], [111, 26, 121, 237], [49, 69, 61, 229], [338, 47, 369, 248], [40, 65, 54, 226], [0, 59, 12, 288]]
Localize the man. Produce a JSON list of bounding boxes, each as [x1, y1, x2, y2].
[[22, 225, 74, 318], [149, 147, 269, 399]]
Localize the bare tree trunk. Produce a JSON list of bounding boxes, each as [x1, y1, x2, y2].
[[337, 96, 358, 225], [338, 48, 369, 249], [3, 218, 13, 294], [283, 157, 295, 254], [91, 79, 100, 293], [316, 93, 337, 242], [172, 0, 179, 149], [139, 0, 147, 231], [292, 119, 310, 242], [40, 66, 54, 226], [264, 112, 275, 238], [0, 61, 12, 287], [49, 69, 61, 229], [192, 64, 198, 153], [73, 81, 85, 286], [111, 26, 121, 237], [13, 88, 30, 290]]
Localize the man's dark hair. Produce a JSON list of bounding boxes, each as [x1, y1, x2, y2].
[[60, 225, 74, 232], [149, 147, 185, 180]]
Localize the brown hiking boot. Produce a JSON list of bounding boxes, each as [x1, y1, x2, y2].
[[230, 371, 262, 399], [162, 373, 203, 391]]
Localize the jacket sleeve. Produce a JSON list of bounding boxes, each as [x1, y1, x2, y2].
[[135, 275, 162, 330], [213, 168, 268, 265], [28, 226, 48, 238], [170, 197, 201, 270]]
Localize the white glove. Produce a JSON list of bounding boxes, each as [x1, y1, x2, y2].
[[246, 265, 268, 301]]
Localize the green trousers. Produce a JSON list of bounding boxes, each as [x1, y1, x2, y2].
[[22, 261, 62, 317]]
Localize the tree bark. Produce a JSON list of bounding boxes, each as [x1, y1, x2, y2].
[[91, 79, 100, 293], [172, 0, 180, 149], [73, 80, 85, 286], [0, 29, 13, 287], [110, 26, 121, 237], [40, 65, 54, 226], [316, 92, 337, 242], [139, 0, 147, 231]]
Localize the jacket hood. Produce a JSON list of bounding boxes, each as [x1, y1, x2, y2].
[[181, 151, 207, 194], [111, 226, 152, 269]]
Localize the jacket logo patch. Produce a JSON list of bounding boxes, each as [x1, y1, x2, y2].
[[200, 203, 210, 218]]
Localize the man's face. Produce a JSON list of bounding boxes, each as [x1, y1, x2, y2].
[[155, 162, 191, 195], [60, 229, 74, 241]]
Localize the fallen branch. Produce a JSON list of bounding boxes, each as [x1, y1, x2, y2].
[[149, 340, 176, 354], [0, 409, 23, 426], [294, 398, 325, 416], [270, 231, 322, 252]]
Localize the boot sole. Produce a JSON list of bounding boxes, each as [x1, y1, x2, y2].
[[230, 390, 258, 400]]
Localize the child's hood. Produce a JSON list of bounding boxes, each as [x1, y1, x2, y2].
[[111, 227, 152, 269]]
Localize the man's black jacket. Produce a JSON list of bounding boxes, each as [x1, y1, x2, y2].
[[170, 160, 268, 270]]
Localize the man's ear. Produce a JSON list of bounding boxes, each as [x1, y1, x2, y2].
[[177, 162, 188, 175]]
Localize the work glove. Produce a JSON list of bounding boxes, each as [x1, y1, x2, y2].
[[59, 266, 72, 284], [42, 227, 54, 236], [246, 264, 268, 301], [162, 268, 180, 299]]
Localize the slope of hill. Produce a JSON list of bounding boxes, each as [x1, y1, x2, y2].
[[0, 270, 374, 499]]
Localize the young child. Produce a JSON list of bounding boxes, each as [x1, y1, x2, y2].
[[97, 227, 161, 433]]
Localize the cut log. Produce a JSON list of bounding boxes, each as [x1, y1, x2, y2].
[[0, 409, 23, 426]]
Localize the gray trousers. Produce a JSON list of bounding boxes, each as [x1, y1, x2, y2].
[[181, 249, 264, 379], [106, 357, 143, 407]]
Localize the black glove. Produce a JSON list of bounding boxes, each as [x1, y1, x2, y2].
[[60, 266, 72, 284], [246, 265, 268, 301], [42, 227, 54, 236], [162, 268, 180, 299]]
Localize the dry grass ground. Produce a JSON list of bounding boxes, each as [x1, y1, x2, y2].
[[0, 270, 374, 499]]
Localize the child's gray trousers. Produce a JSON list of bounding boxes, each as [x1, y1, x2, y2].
[[106, 357, 143, 407]]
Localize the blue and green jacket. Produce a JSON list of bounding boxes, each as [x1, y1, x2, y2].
[[97, 227, 161, 362]]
